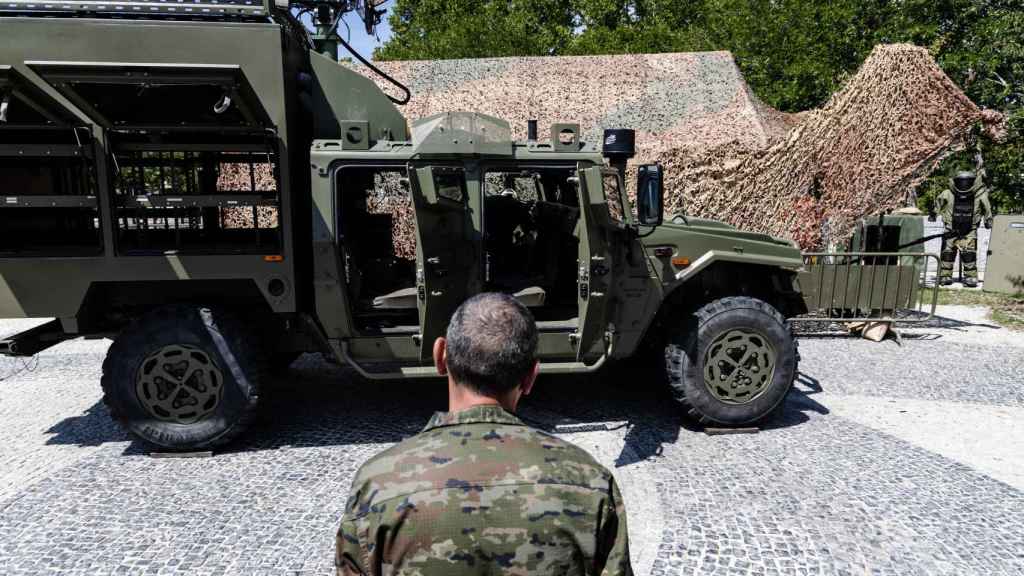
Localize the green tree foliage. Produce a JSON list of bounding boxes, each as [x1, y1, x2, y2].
[[915, 3, 1024, 213], [377, 0, 1024, 211], [375, 0, 575, 60]]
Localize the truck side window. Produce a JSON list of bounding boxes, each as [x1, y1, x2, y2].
[[111, 149, 282, 254], [433, 171, 465, 203], [602, 171, 626, 226]]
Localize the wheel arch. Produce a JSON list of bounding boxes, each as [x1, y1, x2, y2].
[[640, 256, 807, 352]]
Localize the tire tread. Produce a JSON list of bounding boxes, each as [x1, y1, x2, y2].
[[664, 296, 798, 425], [100, 305, 266, 450]]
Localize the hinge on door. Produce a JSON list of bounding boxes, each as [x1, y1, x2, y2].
[[416, 267, 426, 302], [568, 331, 580, 347]]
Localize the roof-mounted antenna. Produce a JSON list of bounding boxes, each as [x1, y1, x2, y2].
[[283, 0, 411, 105]]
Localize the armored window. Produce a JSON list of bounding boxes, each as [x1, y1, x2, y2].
[[483, 171, 541, 202], [433, 170, 466, 203], [602, 170, 627, 227]]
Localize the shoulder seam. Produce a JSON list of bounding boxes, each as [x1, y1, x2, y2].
[[346, 480, 611, 521]]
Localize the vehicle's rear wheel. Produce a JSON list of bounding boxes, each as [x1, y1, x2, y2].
[[101, 305, 265, 450], [664, 296, 796, 426]]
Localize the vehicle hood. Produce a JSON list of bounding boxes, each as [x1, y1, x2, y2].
[[659, 215, 797, 247]]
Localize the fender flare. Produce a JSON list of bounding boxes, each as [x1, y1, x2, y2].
[[666, 250, 804, 295]]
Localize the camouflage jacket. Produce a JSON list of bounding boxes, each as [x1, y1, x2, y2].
[[336, 404, 632, 576]]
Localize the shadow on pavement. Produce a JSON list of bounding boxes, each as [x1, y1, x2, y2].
[[794, 310, 1002, 338], [42, 354, 830, 458], [44, 401, 132, 447], [763, 371, 830, 430]]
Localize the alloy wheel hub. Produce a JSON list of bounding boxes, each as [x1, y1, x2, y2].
[[703, 329, 777, 405], [136, 344, 224, 424]]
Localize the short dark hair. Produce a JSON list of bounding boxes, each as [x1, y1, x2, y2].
[[445, 292, 539, 397]]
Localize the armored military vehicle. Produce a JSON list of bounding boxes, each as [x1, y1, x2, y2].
[[0, 0, 809, 449]]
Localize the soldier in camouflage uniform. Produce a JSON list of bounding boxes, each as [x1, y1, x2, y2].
[[336, 292, 632, 576], [936, 162, 993, 288]]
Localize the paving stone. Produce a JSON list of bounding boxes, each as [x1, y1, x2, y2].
[[0, 314, 1022, 575]]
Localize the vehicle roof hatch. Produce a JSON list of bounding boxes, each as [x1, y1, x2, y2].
[[27, 62, 274, 135], [0, 65, 86, 129], [411, 112, 512, 157]]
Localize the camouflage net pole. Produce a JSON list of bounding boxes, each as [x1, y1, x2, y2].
[[362, 44, 1004, 252]]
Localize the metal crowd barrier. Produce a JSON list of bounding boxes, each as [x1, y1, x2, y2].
[[793, 252, 940, 324]]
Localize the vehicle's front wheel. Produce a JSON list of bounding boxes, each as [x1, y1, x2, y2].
[[101, 305, 265, 450], [664, 296, 796, 426]]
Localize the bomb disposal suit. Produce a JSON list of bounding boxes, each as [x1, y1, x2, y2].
[[937, 170, 993, 286]]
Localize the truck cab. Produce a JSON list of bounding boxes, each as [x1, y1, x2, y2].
[[309, 113, 663, 376]]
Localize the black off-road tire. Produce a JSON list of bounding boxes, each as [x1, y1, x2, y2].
[[101, 305, 266, 450], [664, 296, 797, 426]]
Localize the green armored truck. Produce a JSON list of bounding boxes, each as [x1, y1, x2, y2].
[[0, 0, 809, 449]]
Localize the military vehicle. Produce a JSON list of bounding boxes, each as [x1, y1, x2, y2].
[[0, 0, 811, 450]]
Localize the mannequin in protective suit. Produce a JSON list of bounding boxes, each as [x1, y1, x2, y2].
[[935, 157, 993, 287]]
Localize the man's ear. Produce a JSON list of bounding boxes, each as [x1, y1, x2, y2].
[[520, 360, 540, 397], [433, 337, 448, 376]]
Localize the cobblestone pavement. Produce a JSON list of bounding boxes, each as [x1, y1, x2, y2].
[[1, 309, 1022, 576]]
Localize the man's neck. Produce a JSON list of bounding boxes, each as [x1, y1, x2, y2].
[[448, 380, 514, 413]]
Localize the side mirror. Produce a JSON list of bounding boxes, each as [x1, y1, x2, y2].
[[636, 163, 664, 226]]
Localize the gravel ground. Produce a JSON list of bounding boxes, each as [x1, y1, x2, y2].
[[1, 307, 1022, 575]]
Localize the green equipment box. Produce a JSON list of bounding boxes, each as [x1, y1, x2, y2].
[[984, 214, 1024, 295]]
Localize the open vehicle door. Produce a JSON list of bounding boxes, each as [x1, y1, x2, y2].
[[408, 165, 479, 361], [574, 166, 630, 362]]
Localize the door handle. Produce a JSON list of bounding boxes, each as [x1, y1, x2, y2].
[[425, 257, 447, 277]]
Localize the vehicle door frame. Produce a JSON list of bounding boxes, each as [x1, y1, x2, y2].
[[477, 161, 595, 359], [574, 163, 634, 362], [330, 161, 415, 333], [406, 160, 482, 361]]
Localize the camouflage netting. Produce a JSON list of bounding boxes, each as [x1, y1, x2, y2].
[[361, 44, 1004, 250], [217, 161, 279, 229], [365, 171, 418, 259], [651, 44, 1004, 248], [370, 51, 793, 153]]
